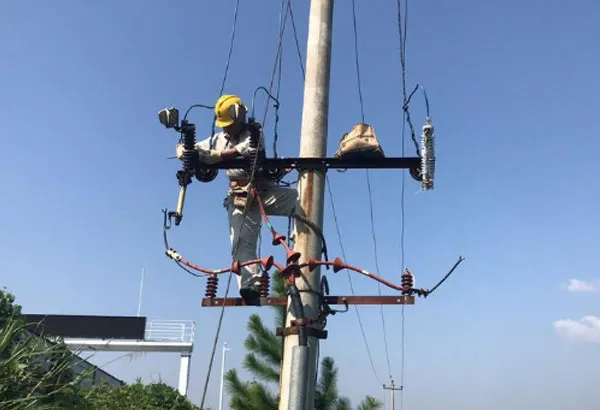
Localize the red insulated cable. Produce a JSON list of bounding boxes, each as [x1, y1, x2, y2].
[[178, 258, 269, 276], [297, 259, 411, 292], [252, 187, 296, 257]]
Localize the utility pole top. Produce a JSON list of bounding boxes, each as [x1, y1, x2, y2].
[[383, 380, 403, 410], [383, 380, 403, 391]]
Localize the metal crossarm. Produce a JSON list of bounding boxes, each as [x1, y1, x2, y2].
[[200, 156, 422, 170], [201, 295, 415, 307]]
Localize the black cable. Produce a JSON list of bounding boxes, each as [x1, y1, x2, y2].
[[400, 303, 405, 410], [209, 0, 241, 150], [351, 0, 394, 381], [405, 84, 430, 118], [397, 0, 410, 407], [426, 256, 465, 296], [183, 104, 214, 122], [290, 212, 329, 262], [198, 0, 253, 407], [218, 0, 241, 96], [288, 1, 305, 80], [200, 138, 265, 409], [162, 209, 208, 279], [396, 0, 420, 158], [287, 0, 384, 387], [400, 119, 407, 398], [261, 0, 290, 129], [251, 87, 281, 119], [326, 176, 384, 386], [351, 0, 365, 123], [200, 6, 291, 407], [365, 171, 393, 381], [272, 0, 286, 158]]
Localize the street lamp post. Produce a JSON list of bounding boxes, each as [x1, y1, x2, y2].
[[218, 342, 232, 410]]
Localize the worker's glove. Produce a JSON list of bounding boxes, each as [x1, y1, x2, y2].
[[247, 118, 262, 148], [198, 148, 223, 164], [175, 143, 185, 159]]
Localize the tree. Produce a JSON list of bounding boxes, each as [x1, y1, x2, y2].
[[0, 288, 89, 410], [0, 288, 201, 410], [225, 272, 382, 410], [83, 379, 200, 410]]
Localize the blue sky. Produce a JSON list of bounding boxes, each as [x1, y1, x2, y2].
[[1, 0, 600, 409]]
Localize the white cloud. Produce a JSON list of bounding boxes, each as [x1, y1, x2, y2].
[[566, 279, 600, 293], [554, 316, 600, 343]]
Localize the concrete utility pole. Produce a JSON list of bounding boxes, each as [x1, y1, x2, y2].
[[278, 0, 334, 409], [383, 381, 403, 410]]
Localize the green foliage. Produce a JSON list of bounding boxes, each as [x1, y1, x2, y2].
[[356, 396, 384, 410], [225, 369, 278, 410], [0, 288, 88, 410], [83, 379, 200, 410], [314, 357, 382, 410], [0, 288, 200, 410], [225, 272, 383, 410], [0, 287, 22, 331]]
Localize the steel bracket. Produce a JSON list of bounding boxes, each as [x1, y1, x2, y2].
[[198, 156, 422, 180], [276, 325, 328, 340], [200, 295, 415, 307]]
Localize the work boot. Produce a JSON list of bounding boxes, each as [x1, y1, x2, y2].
[[240, 284, 261, 305]]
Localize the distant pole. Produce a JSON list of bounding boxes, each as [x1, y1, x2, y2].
[[383, 380, 403, 410], [137, 268, 145, 316], [218, 342, 231, 410]]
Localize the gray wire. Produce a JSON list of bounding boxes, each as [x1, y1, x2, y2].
[[199, 1, 251, 407], [287, 0, 387, 387], [261, 0, 291, 129], [351, 0, 394, 381], [397, 0, 410, 407], [218, 0, 240, 96], [351, 0, 365, 123], [326, 176, 384, 386], [288, 1, 305, 79]]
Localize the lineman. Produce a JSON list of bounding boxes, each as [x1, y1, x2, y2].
[[176, 95, 298, 303]]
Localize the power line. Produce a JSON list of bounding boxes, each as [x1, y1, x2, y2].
[[350, 0, 365, 123], [397, 0, 410, 408], [218, 0, 241, 96], [199, 0, 279, 405], [288, 0, 386, 387], [365, 171, 393, 381], [205, 2, 292, 406], [351, 0, 393, 381], [261, 0, 291, 129], [288, 1, 305, 80], [326, 178, 384, 386], [272, 0, 287, 158]]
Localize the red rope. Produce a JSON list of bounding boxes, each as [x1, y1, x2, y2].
[[173, 187, 455, 296]]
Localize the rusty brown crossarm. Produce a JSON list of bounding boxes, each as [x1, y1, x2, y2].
[[201, 295, 415, 307]]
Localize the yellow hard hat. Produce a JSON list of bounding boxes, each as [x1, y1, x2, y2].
[[214, 94, 247, 127]]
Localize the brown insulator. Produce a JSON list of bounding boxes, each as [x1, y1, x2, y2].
[[332, 257, 346, 273], [286, 250, 301, 265], [205, 274, 218, 298], [307, 257, 320, 272], [401, 270, 414, 295], [261, 256, 274, 271], [272, 233, 286, 246], [259, 274, 270, 297]]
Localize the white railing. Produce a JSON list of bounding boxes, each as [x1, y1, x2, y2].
[[144, 320, 195, 344]]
